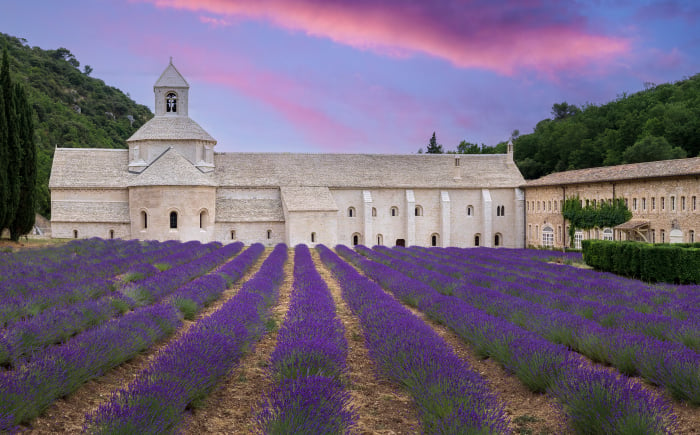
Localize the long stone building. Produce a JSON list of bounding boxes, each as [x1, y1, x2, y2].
[[49, 61, 527, 248], [524, 157, 700, 249]]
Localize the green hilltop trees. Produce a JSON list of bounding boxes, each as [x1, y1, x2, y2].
[[0, 47, 36, 241]]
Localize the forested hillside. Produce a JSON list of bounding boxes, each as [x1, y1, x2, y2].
[[514, 74, 700, 179], [0, 33, 153, 217]]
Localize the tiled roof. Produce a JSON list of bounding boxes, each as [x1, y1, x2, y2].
[[51, 201, 130, 222], [128, 148, 216, 187], [215, 199, 284, 222], [127, 116, 215, 142], [215, 153, 524, 189], [526, 157, 700, 187], [154, 62, 189, 88], [49, 148, 129, 188], [280, 186, 338, 212]]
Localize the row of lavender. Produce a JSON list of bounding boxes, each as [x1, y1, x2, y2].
[[457, 247, 700, 320], [375, 245, 699, 405], [0, 241, 266, 431], [409, 246, 699, 351], [0, 239, 216, 328], [342, 245, 676, 433], [258, 245, 354, 433], [0, 242, 244, 367], [84, 244, 287, 434], [318, 245, 511, 433], [366, 245, 699, 406]]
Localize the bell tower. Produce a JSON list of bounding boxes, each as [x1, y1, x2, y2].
[[153, 57, 189, 117]]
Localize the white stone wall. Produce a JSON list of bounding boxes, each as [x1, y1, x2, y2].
[[285, 211, 339, 247], [214, 222, 285, 246], [51, 222, 131, 240], [129, 185, 216, 242], [330, 189, 365, 245]]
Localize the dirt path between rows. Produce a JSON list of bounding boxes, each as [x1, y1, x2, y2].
[[180, 250, 295, 434], [312, 249, 421, 434], [22, 248, 271, 434]]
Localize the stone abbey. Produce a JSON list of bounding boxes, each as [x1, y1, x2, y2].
[[49, 61, 699, 248], [49, 61, 527, 248]]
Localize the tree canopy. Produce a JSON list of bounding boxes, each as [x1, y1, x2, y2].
[[0, 32, 153, 218], [514, 74, 700, 179], [562, 196, 632, 247]]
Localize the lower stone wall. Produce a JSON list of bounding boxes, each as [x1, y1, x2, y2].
[[214, 222, 286, 247], [51, 222, 131, 240]]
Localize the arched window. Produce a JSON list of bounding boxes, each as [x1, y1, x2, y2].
[[109, 230, 115, 239], [372, 207, 377, 217], [603, 228, 613, 241], [542, 226, 554, 247], [230, 230, 236, 240], [415, 205, 423, 216], [73, 229, 78, 239], [141, 211, 148, 229], [169, 211, 178, 229], [311, 232, 316, 243], [474, 234, 480, 247], [466, 205, 474, 217], [431, 233, 439, 247], [199, 210, 208, 229], [494, 233, 502, 247], [377, 234, 383, 246], [352, 233, 361, 246], [690, 230, 695, 243], [390, 206, 398, 217], [166, 92, 177, 113], [348, 207, 356, 217], [267, 229, 272, 240]]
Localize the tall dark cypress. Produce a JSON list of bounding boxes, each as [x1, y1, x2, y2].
[[10, 83, 36, 240], [0, 75, 6, 233], [1, 47, 21, 233]]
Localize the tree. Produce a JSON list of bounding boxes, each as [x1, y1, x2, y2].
[[426, 132, 443, 154], [622, 135, 686, 164], [83, 65, 93, 76], [1, 47, 21, 233], [9, 83, 36, 240], [456, 140, 480, 154], [0, 60, 6, 231], [551, 102, 581, 120]]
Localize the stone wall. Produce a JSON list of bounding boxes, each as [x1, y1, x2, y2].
[[525, 175, 700, 248]]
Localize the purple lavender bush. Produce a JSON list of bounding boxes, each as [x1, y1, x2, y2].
[[84, 244, 288, 434], [258, 245, 354, 434]]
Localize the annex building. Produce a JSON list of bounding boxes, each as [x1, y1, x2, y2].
[[49, 61, 527, 248], [524, 157, 700, 249]]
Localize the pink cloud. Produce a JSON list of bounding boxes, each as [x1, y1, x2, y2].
[[141, 0, 631, 75], [199, 15, 231, 28]]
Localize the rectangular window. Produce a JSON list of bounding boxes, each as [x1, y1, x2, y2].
[[661, 197, 665, 210], [633, 198, 637, 211], [651, 229, 655, 243], [693, 196, 697, 211], [642, 198, 646, 211], [543, 230, 554, 247], [671, 196, 675, 211], [661, 229, 665, 243], [681, 196, 686, 211], [652, 197, 656, 210]]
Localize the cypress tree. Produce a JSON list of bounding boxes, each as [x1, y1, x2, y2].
[[1, 47, 21, 234], [0, 74, 6, 234], [10, 83, 36, 240]]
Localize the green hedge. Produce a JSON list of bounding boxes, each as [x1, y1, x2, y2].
[[582, 240, 700, 284]]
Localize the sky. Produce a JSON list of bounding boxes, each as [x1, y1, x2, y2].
[[1, 0, 699, 154]]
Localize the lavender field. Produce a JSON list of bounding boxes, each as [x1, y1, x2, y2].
[[0, 239, 698, 434]]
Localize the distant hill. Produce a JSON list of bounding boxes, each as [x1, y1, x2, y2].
[[514, 73, 700, 179], [1, 32, 153, 217]]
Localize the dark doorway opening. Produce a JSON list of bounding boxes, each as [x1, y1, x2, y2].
[[395, 239, 406, 247]]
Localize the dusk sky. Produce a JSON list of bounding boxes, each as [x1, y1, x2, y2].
[[2, 0, 699, 154]]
